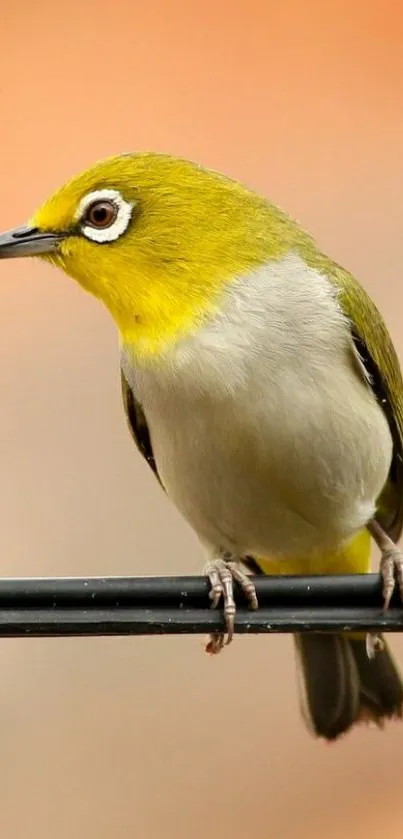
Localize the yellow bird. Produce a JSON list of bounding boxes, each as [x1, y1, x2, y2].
[[1, 152, 403, 740]]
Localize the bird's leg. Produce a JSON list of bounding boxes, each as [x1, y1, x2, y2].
[[204, 555, 258, 655], [368, 519, 403, 609], [366, 519, 403, 656]]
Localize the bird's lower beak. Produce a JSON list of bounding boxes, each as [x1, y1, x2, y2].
[[0, 225, 63, 259]]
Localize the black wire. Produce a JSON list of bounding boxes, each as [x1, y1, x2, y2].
[[0, 573, 401, 637], [0, 572, 390, 605]]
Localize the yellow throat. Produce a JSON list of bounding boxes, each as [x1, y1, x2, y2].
[[31, 153, 308, 357]]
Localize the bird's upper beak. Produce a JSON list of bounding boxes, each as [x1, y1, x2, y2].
[[0, 225, 64, 259]]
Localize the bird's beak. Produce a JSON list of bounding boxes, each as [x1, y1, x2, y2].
[[0, 225, 64, 259]]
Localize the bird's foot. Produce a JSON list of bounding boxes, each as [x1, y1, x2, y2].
[[366, 519, 403, 657], [204, 557, 258, 654], [379, 549, 403, 611], [368, 519, 403, 610], [366, 632, 385, 660]]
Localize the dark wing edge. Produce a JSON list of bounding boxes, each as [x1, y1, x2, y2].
[[120, 367, 164, 489], [333, 266, 403, 543]]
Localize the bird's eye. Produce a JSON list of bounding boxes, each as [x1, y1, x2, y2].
[[78, 189, 133, 243], [84, 200, 118, 229]]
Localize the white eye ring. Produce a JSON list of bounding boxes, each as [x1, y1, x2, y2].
[[76, 188, 134, 243]]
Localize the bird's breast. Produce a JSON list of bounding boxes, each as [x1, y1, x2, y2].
[[121, 254, 393, 557]]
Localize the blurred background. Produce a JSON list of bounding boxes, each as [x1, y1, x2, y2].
[[1, 0, 403, 836]]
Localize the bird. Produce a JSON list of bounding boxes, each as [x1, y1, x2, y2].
[[0, 151, 403, 740]]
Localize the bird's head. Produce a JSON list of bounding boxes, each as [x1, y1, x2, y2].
[[0, 153, 295, 355]]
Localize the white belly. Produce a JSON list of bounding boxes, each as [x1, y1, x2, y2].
[[121, 254, 393, 557]]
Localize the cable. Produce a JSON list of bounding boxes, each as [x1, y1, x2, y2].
[[0, 573, 402, 637]]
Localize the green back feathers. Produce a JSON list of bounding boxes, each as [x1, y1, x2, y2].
[[301, 243, 403, 542]]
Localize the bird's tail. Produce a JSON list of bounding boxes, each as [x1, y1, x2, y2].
[[294, 633, 403, 740]]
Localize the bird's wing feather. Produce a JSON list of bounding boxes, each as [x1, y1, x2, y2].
[[120, 367, 164, 489], [329, 263, 403, 543]]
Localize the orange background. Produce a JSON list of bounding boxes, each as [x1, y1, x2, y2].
[[1, 1, 403, 837]]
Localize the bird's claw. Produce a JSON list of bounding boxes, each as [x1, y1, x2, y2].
[[366, 520, 403, 658], [380, 549, 403, 611], [204, 558, 258, 654], [366, 632, 385, 659], [366, 553, 403, 658]]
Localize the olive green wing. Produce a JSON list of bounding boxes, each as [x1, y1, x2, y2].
[[329, 262, 403, 543], [120, 368, 164, 489]]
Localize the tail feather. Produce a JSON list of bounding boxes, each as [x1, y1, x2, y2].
[[294, 633, 403, 740], [349, 638, 403, 723]]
